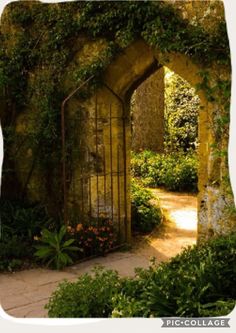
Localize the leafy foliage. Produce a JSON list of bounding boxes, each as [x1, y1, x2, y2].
[[0, 237, 27, 272], [124, 233, 236, 317], [46, 233, 236, 317], [46, 266, 121, 318], [131, 150, 198, 192], [0, 200, 52, 271], [34, 225, 80, 270], [196, 71, 231, 168], [164, 69, 200, 152], [131, 179, 162, 233], [0, 200, 53, 240]]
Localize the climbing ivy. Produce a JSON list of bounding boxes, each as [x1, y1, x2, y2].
[[0, 0, 231, 204], [196, 71, 231, 187], [0, 1, 230, 100]]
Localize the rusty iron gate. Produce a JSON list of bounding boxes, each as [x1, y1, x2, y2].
[[62, 82, 129, 244]]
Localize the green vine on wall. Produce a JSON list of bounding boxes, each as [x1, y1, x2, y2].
[[196, 70, 231, 189]]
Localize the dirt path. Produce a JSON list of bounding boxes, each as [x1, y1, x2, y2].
[[0, 189, 197, 318]]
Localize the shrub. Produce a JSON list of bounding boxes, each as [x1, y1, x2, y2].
[[131, 179, 162, 233], [0, 236, 26, 271], [0, 200, 53, 271], [131, 150, 198, 192], [0, 199, 53, 241], [46, 266, 121, 318], [164, 69, 199, 152], [131, 150, 156, 178], [34, 225, 80, 270], [112, 233, 236, 317], [111, 267, 152, 317]]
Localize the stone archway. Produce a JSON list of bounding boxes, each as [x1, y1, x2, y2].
[[64, 39, 227, 243]]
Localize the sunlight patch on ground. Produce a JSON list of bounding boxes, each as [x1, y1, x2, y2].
[[169, 210, 197, 231]]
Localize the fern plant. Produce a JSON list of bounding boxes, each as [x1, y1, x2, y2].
[[34, 225, 80, 270]]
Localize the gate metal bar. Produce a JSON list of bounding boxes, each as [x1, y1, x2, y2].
[[109, 103, 114, 222], [122, 108, 128, 242], [61, 75, 94, 225], [89, 176, 92, 217], [102, 82, 128, 241], [95, 93, 99, 224], [117, 144, 121, 237], [103, 144, 107, 209]]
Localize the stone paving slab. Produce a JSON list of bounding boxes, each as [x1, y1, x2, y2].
[[8, 268, 77, 286], [69, 254, 150, 277], [7, 299, 48, 318], [0, 275, 33, 297], [66, 251, 142, 276]]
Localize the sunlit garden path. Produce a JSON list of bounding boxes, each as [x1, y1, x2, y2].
[[130, 188, 197, 263], [151, 188, 197, 231], [0, 189, 197, 318]]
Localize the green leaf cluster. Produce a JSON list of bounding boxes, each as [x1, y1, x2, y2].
[[164, 70, 199, 152], [46, 266, 121, 317], [131, 150, 198, 192], [0, 199, 52, 271], [131, 178, 162, 233], [34, 225, 80, 270]]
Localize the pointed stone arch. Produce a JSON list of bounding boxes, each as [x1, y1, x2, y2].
[[64, 39, 229, 242]]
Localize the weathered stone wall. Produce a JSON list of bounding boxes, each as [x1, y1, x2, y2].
[[169, 0, 225, 31], [131, 67, 165, 153]]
